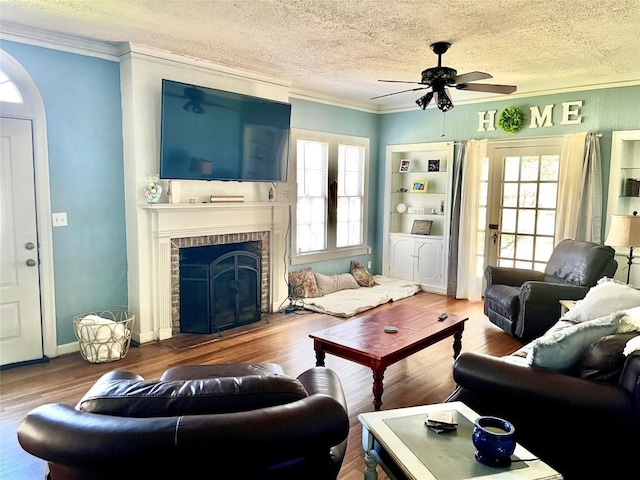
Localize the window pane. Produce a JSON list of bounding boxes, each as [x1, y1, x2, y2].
[[481, 157, 489, 181], [538, 183, 557, 208], [501, 208, 517, 233], [503, 183, 518, 207], [540, 156, 559, 181], [477, 206, 486, 230], [504, 157, 520, 181], [537, 210, 556, 235], [337, 144, 365, 248], [518, 183, 537, 207], [520, 156, 539, 181], [515, 235, 534, 260], [517, 209, 536, 234], [500, 234, 516, 259], [535, 236, 555, 261], [0, 69, 23, 103], [479, 182, 488, 206]]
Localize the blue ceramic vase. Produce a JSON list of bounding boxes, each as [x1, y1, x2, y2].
[[472, 416, 516, 467]]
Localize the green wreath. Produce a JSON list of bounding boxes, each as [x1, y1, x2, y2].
[[498, 107, 525, 135]]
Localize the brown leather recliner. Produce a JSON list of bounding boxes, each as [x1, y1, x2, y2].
[[17, 363, 349, 480], [484, 239, 617, 342]]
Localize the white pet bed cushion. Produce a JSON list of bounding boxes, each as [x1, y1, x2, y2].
[[301, 275, 420, 317]]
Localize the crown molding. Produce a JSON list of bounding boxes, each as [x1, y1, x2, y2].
[[118, 43, 291, 90], [0, 22, 121, 61], [288, 88, 378, 113]]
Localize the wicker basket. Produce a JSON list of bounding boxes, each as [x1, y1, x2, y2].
[[73, 310, 135, 363]]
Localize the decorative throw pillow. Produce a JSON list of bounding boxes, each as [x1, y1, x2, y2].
[[350, 260, 376, 287], [288, 268, 320, 298], [563, 278, 640, 323], [314, 272, 360, 296], [527, 312, 624, 372], [623, 335, 640, 356], [617, 305, 640, 333], [577, 333, 638, 382]]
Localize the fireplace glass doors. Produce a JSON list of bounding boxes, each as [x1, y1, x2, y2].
[[179, 242, 262, 334]]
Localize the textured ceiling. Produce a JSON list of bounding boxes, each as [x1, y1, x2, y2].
[[1, 0, 639, 110]]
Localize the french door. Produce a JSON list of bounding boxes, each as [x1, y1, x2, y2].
[[483, 139, 563, 272]]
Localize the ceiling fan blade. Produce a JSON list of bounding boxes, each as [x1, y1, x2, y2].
[[456, 83, 517, 94], [378, 79, 425, 84], [453, 71, 492, 84], [371, 86, 429, 100]]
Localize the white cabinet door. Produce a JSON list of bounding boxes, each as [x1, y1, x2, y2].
[[388, 236, 414, 280], [414, 238, 443, 286]]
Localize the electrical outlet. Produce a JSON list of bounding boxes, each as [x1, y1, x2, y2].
[[367, 261, 372, 269], [52, 212, 68, 227]]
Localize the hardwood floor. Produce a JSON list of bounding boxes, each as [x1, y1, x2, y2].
[[0, 292, 522, 479]]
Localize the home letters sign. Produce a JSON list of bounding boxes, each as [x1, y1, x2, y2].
[[478, 100, 583, 132]]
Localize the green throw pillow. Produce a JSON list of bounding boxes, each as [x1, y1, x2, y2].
[[527, 312, 624, 372]]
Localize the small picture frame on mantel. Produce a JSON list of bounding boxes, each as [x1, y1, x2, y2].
[[411, 219, 433, 235], [428, 159, 441, 172], [399, 159, 411, 173]]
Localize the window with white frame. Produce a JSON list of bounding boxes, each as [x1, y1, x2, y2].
[[291, 129, 369, 264]]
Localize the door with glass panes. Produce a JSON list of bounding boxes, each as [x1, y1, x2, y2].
[[483, 140, 562, 274]]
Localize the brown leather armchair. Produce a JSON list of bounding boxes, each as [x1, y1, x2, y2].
[[484, 239, 617, 342], [17, 363, 349, 480]]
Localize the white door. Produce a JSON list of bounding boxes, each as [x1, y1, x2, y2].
[[0, 117, 43, 365]]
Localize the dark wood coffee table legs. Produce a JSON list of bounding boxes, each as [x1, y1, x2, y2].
[[372, 366, 386, 411], [314, 349, 326, 367], [453, 326, 464, 359]]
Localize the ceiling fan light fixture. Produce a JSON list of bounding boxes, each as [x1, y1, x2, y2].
[[416, 91, 434, 110], [436, 89, 454, 112]]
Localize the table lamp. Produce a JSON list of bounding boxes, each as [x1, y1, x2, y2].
[[605, 211, 640, 284]]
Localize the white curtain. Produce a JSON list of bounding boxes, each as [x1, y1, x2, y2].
[[456, 139, 487, 301], [555, 132, 587, 244], [575, 133, 603, 242]]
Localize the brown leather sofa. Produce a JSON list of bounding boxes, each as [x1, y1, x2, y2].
[[18, 363, 349, 480], [484, 239, 617, 342], [447, 329, 640, 479]]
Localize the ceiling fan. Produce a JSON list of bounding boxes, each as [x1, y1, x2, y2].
[[372, 42, 517, 112]]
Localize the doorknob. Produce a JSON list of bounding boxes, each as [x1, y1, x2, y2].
[[26, 259, 37, 267], [25, 242, 35, 250]]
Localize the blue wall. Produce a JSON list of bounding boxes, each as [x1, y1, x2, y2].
[[2, 38, 639, 347], [1, 41, 127, 345]]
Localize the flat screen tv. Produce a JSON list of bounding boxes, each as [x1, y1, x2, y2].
[[159, 79, 291, 182]]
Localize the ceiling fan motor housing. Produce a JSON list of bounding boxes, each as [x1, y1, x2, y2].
[[421, 67, 457, 85]]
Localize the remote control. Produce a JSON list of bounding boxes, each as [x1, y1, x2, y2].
[[438, 312, 448, 321]]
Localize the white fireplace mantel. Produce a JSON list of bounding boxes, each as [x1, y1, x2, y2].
[[140, 202, 290, 341]]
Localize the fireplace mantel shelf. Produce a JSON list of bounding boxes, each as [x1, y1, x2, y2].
[[142, 202, 292, 211]]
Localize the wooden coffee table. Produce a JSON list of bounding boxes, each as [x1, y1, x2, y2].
[[309, 303, 467, 411]]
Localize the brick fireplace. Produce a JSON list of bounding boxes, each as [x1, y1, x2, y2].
[[171, 232, 270, 335], [141, 203, 289, 342]]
